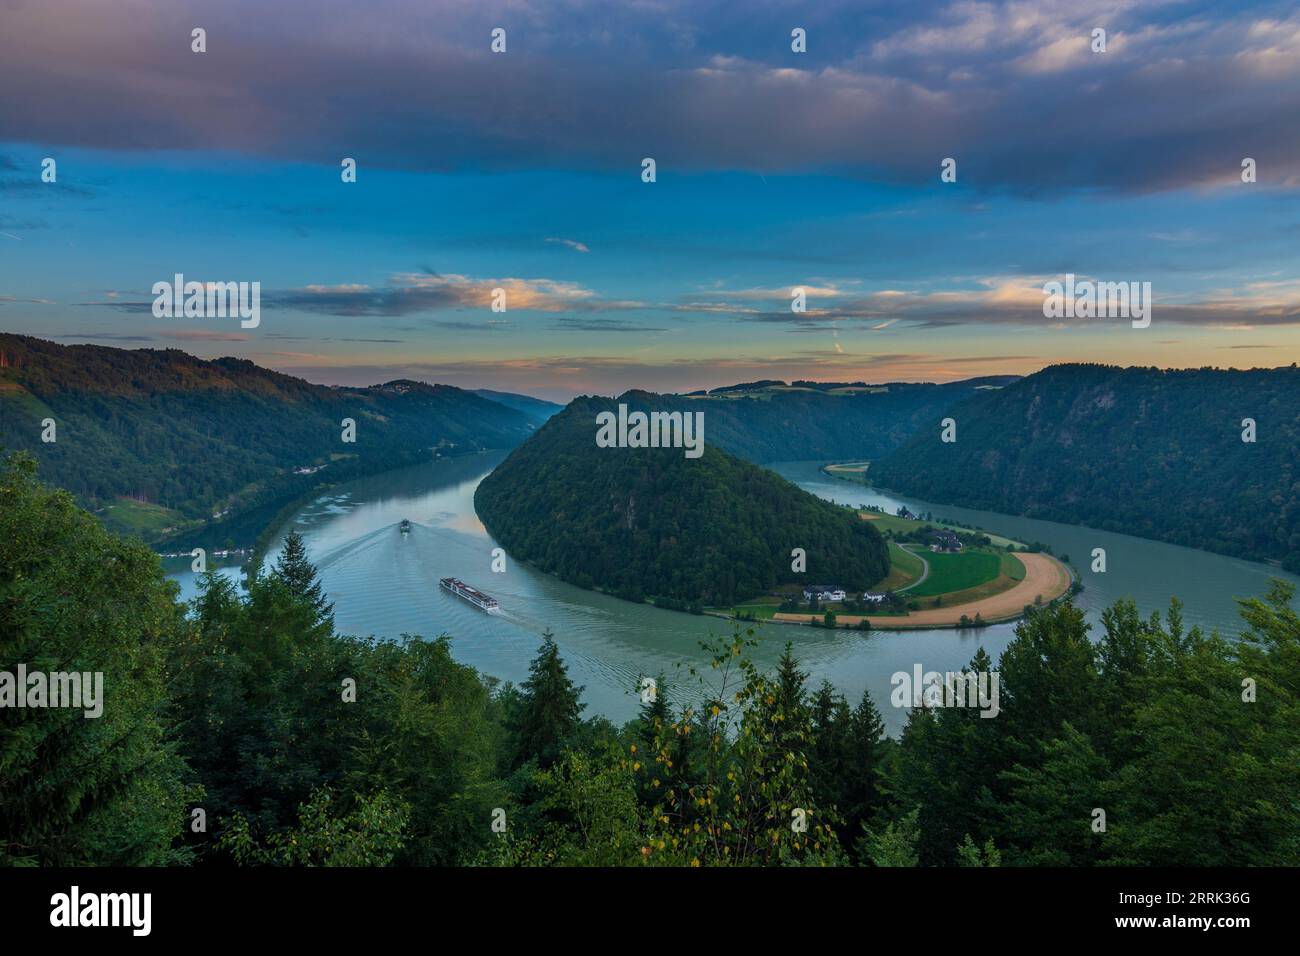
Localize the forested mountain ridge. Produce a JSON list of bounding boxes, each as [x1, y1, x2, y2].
[[0, 334, 544, 543], [651, 377, 1018, 463], [871, 363, 1300, 571], [474, 395, 890, 606], [471, 388, 563, 421]]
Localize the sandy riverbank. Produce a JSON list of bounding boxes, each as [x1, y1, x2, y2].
[[772, 552, 1072, 629]]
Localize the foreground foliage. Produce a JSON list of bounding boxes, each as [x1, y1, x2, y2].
[[3, 453, 1297, 866]]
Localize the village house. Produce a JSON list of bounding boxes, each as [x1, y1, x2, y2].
[[802, 585, 846, 602], [930, 529, 963, 553]]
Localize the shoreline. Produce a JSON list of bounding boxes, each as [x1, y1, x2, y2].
[[762, 552, 1074, 631], [818, 462, 1294, 576]]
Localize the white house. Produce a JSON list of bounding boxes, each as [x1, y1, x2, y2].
[[803, 585, 846, 602]]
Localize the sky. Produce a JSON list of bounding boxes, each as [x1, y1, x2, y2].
[[1, 0, 1298, 401]]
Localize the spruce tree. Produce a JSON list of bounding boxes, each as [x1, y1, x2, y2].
[[842, 686, 888, 858], [809, 681, 852, 816], [271, 530, 334, 630], [514, 631, 585, 768], [0, 454, 193, 865]]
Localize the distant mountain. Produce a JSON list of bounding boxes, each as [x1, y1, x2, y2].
[[624, 377, 1019, 464], [474, 395, 889, 607], [471, 388, 563, 425], [871, 364, 1300, 572], [0, 334, 538, 544]]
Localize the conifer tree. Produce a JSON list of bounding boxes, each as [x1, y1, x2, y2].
[[271, 530, 334, 630], [0, 454, 193, 865], [513, 631, 585, 768]]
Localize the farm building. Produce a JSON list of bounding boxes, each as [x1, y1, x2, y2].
[[930, 530, 963, 553], [803, 585, 847, 602]]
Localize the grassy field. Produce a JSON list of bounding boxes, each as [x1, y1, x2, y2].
[[724, 595, 782, 619], [729, 603, 780, 620], [713, 508, 1036, 623], [877, 541, 925, 590], [100, 497, 184, 537], [856, 511, 921, 534], [907, 548, 1002, 597], [1001, 550, 1027, 581], [920, 552, 1029, 606], [776, 553, 1069, 629]]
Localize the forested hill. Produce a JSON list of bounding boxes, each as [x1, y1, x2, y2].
[[474, 395, 890, 607], [650, 377, 1018, 463], [871, 363, 1300, 572], [0, 334, 545, 543], [471, 388, 563, 422]]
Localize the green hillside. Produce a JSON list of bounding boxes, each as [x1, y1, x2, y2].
[[0, 334, 541, 544], [650, 377, 1018, 464], [471, 388, 563, 422], [474, 395, 890, 607], [871, 363, 1300, 571]]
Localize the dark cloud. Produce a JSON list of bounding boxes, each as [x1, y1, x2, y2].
[[263, 346, 1036, 400], [2, 1, 1298, 195], [549, 318, 670, 333], [51, 332, 155, 342]]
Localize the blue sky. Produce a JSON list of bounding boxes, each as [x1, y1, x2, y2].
[[2, 0, 1298, 399]]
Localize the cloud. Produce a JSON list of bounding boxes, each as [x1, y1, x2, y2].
[[51, 332, 155, 342], [265, 348, 1045, 400], [2, 1, 1298, 194], [549, 318, 670, 333], [546, 237, 590, 253], [269, 273, 629, 316], [75, 273, 637, 319], [164, 330, 253, 342], [706, 276, 1300, 329]]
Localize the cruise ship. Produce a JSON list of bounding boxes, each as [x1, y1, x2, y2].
[[439, 577, 499, 612]]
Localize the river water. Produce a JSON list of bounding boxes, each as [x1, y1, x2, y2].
[[164, 452, 1297, 734]]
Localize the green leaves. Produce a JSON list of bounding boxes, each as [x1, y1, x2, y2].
[[475, 397, 889, 607], [0, 452, 193, 865]]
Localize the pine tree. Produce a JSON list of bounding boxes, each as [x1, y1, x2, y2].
[[271, 530, 334, 630], [841, 686, 889, 858], [770, 644, 810, 755], [858, 807, 921, 867], [809, 681, 852, 816], [513, 631, 585, 768], [956, 833, 1002, 867], [0, 453, 194, 865]]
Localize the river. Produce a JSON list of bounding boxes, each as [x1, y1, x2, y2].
[[164, 452, 1297, 734]]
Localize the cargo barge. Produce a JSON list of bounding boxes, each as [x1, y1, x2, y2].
[[439, 577, 499, 612]]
